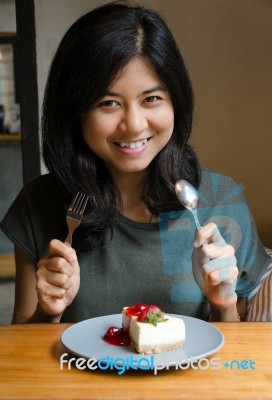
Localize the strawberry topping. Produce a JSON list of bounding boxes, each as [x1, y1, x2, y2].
[[137, 305, 165, 326], [126, 303, 148, 316]]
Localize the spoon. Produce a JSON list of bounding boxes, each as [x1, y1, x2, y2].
[[175, 179, 202, 231], [175, 179, 207, 291]]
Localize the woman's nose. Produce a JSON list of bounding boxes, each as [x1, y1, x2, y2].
[[118, 106, 148, 134]]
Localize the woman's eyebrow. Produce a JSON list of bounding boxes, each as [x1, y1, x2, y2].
[[142, 85, 166, 95], [104, 85, 166, 97], [104, 90, 120, 97]]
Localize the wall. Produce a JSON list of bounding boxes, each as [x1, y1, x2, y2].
[[0, 0, 22, 253], [34, 0, 102, 124], [0, 140, 22, 252], [0, 0, 16, 32], [34, 0, 272, 247]]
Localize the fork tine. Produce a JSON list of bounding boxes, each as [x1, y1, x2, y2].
[[69, 193, 87, 215], [78, 195, 89, 217], [68, 192, 80, 212], [65, 192, 88, 247], [72, 193, 85, 214]]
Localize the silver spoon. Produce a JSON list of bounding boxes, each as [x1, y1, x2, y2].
[[175, 180, 207, 291], [175, 179, 202, 231]]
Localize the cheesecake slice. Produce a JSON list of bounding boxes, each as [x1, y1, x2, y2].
[[122, 304, 186, 355]]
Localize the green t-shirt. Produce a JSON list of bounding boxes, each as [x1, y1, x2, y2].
[[1, 170, 270, 322]]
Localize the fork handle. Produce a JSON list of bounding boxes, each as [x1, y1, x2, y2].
[[64, 235, 72, 247]]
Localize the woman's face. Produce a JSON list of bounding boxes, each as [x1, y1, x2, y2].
[[81, 58, 174, 178]]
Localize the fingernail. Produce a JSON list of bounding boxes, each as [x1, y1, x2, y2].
[[69, 252, 77, 262], [193, 240, 200, 248]]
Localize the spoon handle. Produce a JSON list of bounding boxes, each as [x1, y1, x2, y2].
[[191, 208, 208, 248], [191, 209, 202, 231]]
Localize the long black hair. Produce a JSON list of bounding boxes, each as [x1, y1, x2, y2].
[[42, 0, 201, 249]]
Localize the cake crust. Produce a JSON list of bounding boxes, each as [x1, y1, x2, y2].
[[133, 339, 185, 355]]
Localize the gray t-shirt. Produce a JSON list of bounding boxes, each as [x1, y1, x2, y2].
[[1, 170, 270, 322]]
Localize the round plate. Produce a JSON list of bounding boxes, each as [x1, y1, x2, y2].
[[61, 314, 224, 368]]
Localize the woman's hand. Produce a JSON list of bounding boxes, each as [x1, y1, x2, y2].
[[36, 239, 80, 319], [192, 223, 239, 321]]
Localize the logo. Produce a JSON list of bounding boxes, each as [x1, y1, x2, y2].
[[158, 173, 257, 303], [60, 353, 256, 375]]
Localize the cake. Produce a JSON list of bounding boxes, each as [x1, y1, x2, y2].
[[122, 303, 186, 355]]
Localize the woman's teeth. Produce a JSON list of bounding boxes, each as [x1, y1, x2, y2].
[[118, 138, 148, 149]]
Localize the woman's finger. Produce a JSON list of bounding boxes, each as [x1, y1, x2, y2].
[[48, 239, 78, 264], [36, 279, 67, 300], [37, 256, 74, 276], [194, 223, 226, 248], [204, 261, 238, 285], [200, 243, 235, 260]]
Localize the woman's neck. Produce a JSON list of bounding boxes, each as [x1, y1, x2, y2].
[[110, 170, 155, 223], [121, 197, 155, 223]]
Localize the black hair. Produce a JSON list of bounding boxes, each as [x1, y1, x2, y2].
[[42, 0, 201, 250]]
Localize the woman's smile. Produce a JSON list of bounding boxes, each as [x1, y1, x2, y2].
[[112, 137, 152, 155], [114, 137, 149, 149]]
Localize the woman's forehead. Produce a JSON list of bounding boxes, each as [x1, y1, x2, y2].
[[107, 58, 163, 89]]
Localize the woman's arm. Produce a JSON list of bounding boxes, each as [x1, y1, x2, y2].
[[12, 245, 43, 323]]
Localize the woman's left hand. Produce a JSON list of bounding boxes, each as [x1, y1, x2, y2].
[[192, 222, 239, 321]]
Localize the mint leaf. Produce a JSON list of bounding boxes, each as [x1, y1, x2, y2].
[[147, 310, 165, 326]]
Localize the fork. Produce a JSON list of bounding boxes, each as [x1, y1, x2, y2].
[[64, 192, 89, 247]]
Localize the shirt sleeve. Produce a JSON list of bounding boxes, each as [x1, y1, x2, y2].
[[0, 174, 66, 263], [0, 186, 37, 261]]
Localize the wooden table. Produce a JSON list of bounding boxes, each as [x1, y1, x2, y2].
[[0, 322, 271, 399]]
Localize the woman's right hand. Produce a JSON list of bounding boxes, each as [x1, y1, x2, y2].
[[36, 239, 80, 319]]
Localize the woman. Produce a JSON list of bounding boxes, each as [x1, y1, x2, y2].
[[1, 1, 270, 323]]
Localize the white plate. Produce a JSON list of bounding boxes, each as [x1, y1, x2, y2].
[[61, 314, 224, 368]]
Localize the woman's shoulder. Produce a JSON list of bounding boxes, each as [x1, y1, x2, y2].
[[200, 169, 239, 186], [22, 173, 58, 193], [14, 173, 62, 214]]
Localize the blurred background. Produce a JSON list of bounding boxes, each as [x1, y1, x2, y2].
[[0, 0, 272, 323]]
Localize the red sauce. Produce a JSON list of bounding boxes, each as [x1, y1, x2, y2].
[[103, 327, 131, 346], [103, 304, 149, 347]]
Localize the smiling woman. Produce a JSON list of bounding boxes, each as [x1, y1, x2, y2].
[[40, 1, 198, 236], [0, 1, 270, 325]]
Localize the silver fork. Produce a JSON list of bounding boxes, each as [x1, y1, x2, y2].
[[64, 192, 89, 247]]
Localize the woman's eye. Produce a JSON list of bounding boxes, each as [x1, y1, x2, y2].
[[98, 100, 119, 108], [144, 96, 161, 103]]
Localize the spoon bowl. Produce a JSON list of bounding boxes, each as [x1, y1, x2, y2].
[[175, 179, 202, 231], [175, 180, 199, 211]]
